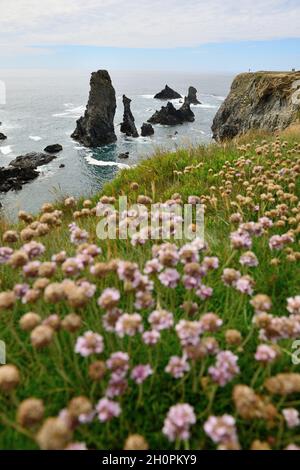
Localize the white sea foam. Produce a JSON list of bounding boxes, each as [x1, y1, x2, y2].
[[193, 103, 218, 109], [141, 94, 154, 99], [53, 105, 85, 118], [0, 145, 12, 155], [29, 135, 42, 141], [85, 154, 130, 169]]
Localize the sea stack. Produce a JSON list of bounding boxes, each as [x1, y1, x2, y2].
[[154, 85, 182, 100], [186, 86, 201, 105], [71, 70, 117, 147], [148, 100, 194, 126], [141, 123, 154, 136], [212, 71, 300, 141], [120, 95, 139, 138]]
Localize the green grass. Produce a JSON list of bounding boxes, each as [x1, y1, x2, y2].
[[1, 133, 300, 450]]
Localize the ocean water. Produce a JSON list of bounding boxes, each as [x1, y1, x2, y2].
[[0, 69, 233, 217]]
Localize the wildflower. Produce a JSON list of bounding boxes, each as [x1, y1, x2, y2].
[[124, 434, 149, 450], [2, 230, 19, 243], [158, 269, 180, 288], [225, 329, 242, 346], [19, 312, 41, 331], [255, 344, 279, 363], [131, 364, 153, 384], [134, 291, 154, 310], [8, 250, 28, 268], [269, 233, 294, 250], [44, 283, 65, 303], [31, 325, 54, 349], [265, 373, 300, 395], [75, 331, 104, 357], [221, 268, 241, 286], [0, 291, 16, 310], [68, 396, 93, 419], [202, 256, 219, 270], [88, 361, 106, 382], [36, 417, 73, 450], [62, 257, 84, 276], [162, 403, 196, 442], [178, 244, 199, 264], [95, 398, 121, 422], [239, 251, 259, 267], [17, 398, 45, 428], [13, 283, 30, 299], [233, 385, 277, 421], [199, 313, 223, 333], [230, 230, 252, 249], [204, 415, 238, 446], [106, 376, 128, 398], [51, 251, 67, 264], [43, 314, 61, 331], [148, 309, 174, 331], [165, 356, 190, 379], [22, 241, 45, 259], [196, 284, 213, 300], [250, 294, 272, 314], [65, 442, 87, 450], [0, 365, 20, 392], [115, 313, 143, 337], [142, 330, 160, 345], [208, 351, 240, 386], [235, 275, 254, 295], [250, 440, 271, 450], [0, 247, 13, 264], [102, 308, 122, 332], [106, 352, 130, 378], [98, 288, 120, 310], [33, 277, 50, 290], [144, 258, 163, 274], [175, 320, 202, 346], [282, 409, 300, 429], [287, 296, 300, 315], [61, 313, 82, 333], [22, 288, 41, 304], [38, 262, 56, 278], [23, 260, 41, 277]]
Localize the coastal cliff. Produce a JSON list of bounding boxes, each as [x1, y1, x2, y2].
[[212, 71, 300, 141]]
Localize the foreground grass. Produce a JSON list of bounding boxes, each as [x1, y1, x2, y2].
[[0, 132, 300, 450]]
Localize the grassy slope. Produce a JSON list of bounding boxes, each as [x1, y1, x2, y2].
[[0, 131, 300, 450]]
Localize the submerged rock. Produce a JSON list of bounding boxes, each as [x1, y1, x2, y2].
[[212, 71, 300, 141], [186, 86, 201, 105], [71, 70, 117, 147], [0, 133, 7, 140], [154, 85, 182, 100], [44, 144, 63, 153], [0, 167, 39, 192], [141, 123, 154, 136], [148, 100, 194, 126], [118, 152, 130, 159], [9, 152, 56, 170], [120, 95, 139, 138]]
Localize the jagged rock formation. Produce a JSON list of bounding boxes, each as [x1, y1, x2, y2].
[[44, 144, 63, 153], [141, 123, 154, 136], [186, 86, 201, 105], [120, 95, 139, 138], [148, 100, 194, 126], [9, 152, 56, 170], [154, 85, 182, 100], [0, 132, 7, 140], [71, 70, 117, 147], [212, 71, 300, 141]]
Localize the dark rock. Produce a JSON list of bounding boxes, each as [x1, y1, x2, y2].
[[44, 144, 63, 153], [141, 123, 154, 136], [212, 71, 300, 141], [154, 85, 182, 100], [71, 70, 117, 147], [9, 152, 56, 170], [186, 86, 201, 105], [0, 132, 7, 140], [148, 100, 194, 126], [118, 152, 129, 159], [0, 166, 39, 193], [59, 164, 65, 168], [120, 95, 139, 138]]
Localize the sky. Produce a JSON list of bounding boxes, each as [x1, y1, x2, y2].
[[0, 0, 300, 72]]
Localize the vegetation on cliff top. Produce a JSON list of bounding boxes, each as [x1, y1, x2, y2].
[[1, 129, 300, 450]]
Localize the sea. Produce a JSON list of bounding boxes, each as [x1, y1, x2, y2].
[[0, 69, 233, 218]]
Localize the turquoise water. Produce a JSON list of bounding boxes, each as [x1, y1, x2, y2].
[[0, 69, 233, 217]]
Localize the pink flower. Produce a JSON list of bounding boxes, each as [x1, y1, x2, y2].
[[282, 409, 300, 429], [148, 309, 174, 331], [144, 258, 163, 274], [255, 344, 278, 363], [259, 216, 273, 229], [75, 331, 104, 357], [287, 296, 300, 315], [163, 403, 196, 442], [269, 233, 294, 250], [95, 398, 121, 422], [239, 251, 259, 267], [106, 352, 130, 378], [230, 230, 252, 249], [158, 269, 180, 288], [131, 364, 153, 384], [23, 261, 41, 277], [65, 442, 87, 450], [98, 288, 120, 310], [115, 313, 143, 337], [196, 284, 213, 300], [165, 356, 190, 379], [235, 276, 254, 295], [0, 247, 13, 264], [13, 283, 30, 298], [175, 320, 202, 346], [142, 330, 161, 345], [69, 224, 89, 245], [106, 376, 128, 398], [204, 415, 238, 445], [22, 241, 45, 259], [77, 280, 96, 298], [208, 351, 240, 386]]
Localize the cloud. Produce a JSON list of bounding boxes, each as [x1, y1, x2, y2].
[[1, 0, 300, 49]]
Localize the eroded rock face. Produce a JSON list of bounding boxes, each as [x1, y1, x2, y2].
[[148, 100, 194, 126], [154, 85, 182, 100], [141, 123, 154, 136], [120, 95, 139, 138], [71, 70, 117, 147], [9, 152, 56, 170], [0, 167, 39, 192], [212, 71, 300, 141], [186, 86, 201, 105]]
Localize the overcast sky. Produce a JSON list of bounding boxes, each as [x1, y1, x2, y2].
[[1, 0, 300, 71]]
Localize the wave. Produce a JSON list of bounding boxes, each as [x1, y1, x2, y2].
[[29, 135, 42, 141], [85, 154, 130, 169], [141, 94, 154, 99], [53, 105, 85, 118], [0, 145, 13, 155]]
